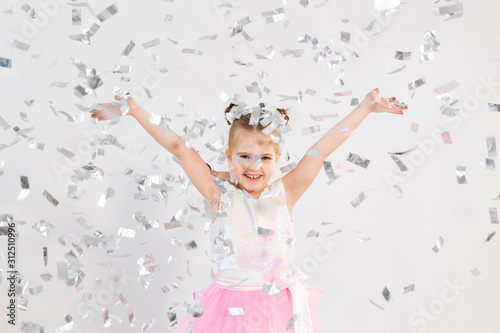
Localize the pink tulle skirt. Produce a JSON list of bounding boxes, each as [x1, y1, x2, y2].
[[174, 282, 324, 333]]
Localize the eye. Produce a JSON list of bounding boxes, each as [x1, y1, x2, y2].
[[240, 155, 249, 159], [262, 156, 271, 160]]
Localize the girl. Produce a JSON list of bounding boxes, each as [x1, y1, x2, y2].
[[90, 88, 407, 332]]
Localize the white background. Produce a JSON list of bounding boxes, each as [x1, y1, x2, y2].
[[0, 0, 499, 332]]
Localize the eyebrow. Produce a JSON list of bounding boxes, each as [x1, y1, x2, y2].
[[236, 152, 275, 156]]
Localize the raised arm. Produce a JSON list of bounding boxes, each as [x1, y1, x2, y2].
[[282, 88, 407, 207], [90, 96, 221, 209]]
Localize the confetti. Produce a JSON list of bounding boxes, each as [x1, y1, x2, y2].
[[17, 176, 30, 201], [112, 65, 132, 74], [72, 9, 81, 25], [97, 3, 119, 22], [403, 284, 415, 294], [394, 51, 411, 60], [199, 34, 217, 41], [182, 49, 203, 56], [164, 14, 174, 24], [142, 38, 161, 49], [307, 229, 319, 238], [333, 90, 352, 96], [382, 285, 395, 302], [441, 131, 452, 144], [408, 77, 426, 90], [0, 57, 12, 68], [486, 136, 497, 157], [351, 191, 365, 208], [470, 268, 480, 276], [438, 3, 464, 17], [485, 231, 496, 242], [420, 53, 435, 63], [280, 49, 305, 57], [490, 208, 498, 224], [280, 162, 297, 173], [323, 161, 340, 183], [387, 65, 406, 74], [33, 220, 55, 237], [390, 155, 408, 172], [432, 236, 444, 253], [228, 307, 245, 316], [118, 228, 136, 238], [302, 125, 321, 135], [456, 165, 467, 184], [346, 152, 370, 168], [12, 39, 31, 52], [43, 190, 59, 207], [488, 103, 500, 112]]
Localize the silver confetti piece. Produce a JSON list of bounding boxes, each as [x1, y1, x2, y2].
[[486, 231, 496, 242], [280, 162, 297, 173], [182, 48, 203, 56], [164, 14, 173, 24], [486, 136, 497, 157], [72, 9, 81, 25], [382, 285, 395, 302], [228, 307, 245, 316], [347, 152, 370, 168], [438, 3, 464, 16], [323, 161, 340, 184], [456, 165, 467, 184], [112, 65, 131, 74], [33, 220, 55, 237], [490, 208, 498, 224], [351, 191, 366, 208], [27, 142, 44, 150], [390, 155, 408, 172], [432, 236, 444, 253], [118, 228, 136, 238], [17, 176, 30, 201], [262, 283, 280, 295], [302, 125, 321, 135], [420, 53, 435, 63], [43, 247, 48, 266], [121, 40, 135, 57], [286, 313, 300, 330], [43, 190, 59, 206], [0, 57, 12, 68], [97, 3, 118, 22], [484, 158, 495, 171], [257, 227, 274, 236], [488, 103, 500, 112], [12, 39, 31, 52], [403, 284, 415, 294], [142, 38, 160, 49], [306, 149, 321, 157], [408, 77, 426, 90], [387, 65, 406, 74], [309, 113, 338, 121], [252, 153, 262, 169], [307, 229, 319, 238], [394, 51, 411, 60]]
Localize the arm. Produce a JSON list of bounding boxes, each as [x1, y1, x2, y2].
[[282, 88, 407, 207], [90, 96, 221, 208]]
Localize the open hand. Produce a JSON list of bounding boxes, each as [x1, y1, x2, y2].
[[90, 95, 135, 121], [362, 88, 408, 115]]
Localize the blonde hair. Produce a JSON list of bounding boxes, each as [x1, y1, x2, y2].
[[224, 103, 290, 154]]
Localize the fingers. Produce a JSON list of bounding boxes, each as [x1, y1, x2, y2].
[[372, 88, 380, 94]]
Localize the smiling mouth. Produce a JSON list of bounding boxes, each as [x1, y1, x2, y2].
[[245, 174, 262, 180]]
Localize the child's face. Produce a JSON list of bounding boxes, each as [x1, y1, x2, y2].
[[226, 130, 281, 196]]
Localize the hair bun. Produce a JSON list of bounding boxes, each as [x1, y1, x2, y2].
[[224, 103, 236, 126], [276, 108, 290, 125]]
